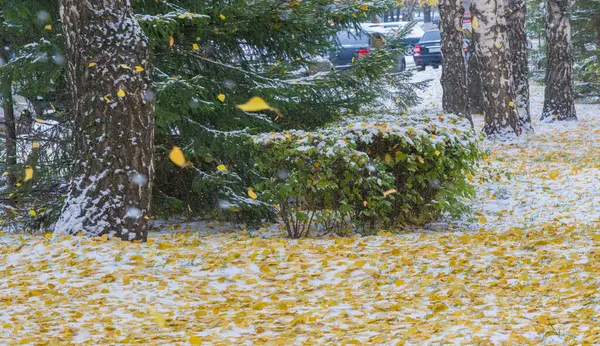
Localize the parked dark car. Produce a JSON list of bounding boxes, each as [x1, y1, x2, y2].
[[413, 30, 441, 69], [329, 30, 406, 72]]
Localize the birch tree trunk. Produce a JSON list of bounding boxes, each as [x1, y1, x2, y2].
[[471, 0, 521, 138], [541, 0, 576, 121], [506, 0, 533, 131], [56, 0, 155, 241], [439, 0, 472, 124]]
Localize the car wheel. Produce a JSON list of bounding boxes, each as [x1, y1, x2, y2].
[[406, 45, 414, 55]]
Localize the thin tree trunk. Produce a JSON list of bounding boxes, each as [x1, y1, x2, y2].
[[506, 0, 532, 131], [471, 0, 521, 138], [0, 70, 17, 188], [541, 0, 576, 121], [439, 0, 472, 124], [56, 0, 155, 241], [424, 5, 432, 22]]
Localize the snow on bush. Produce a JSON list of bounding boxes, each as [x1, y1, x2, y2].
[[252, 113, 482, 238]]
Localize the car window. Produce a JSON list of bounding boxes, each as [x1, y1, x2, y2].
[[336, 31, 370, 45], [420, 30, 440, 41]]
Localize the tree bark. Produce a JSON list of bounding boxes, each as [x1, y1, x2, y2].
[[541, 0, 576, 121], [466, 42, 485, 115], [506, 0, 532, 131], [0, 73, 17, 188], [56, 0, 155, 241], [471, 0, 521, 138], [438, 0, 472, 125]]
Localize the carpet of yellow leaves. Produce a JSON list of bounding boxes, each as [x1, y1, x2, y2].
[[1, 78, 600, 344]]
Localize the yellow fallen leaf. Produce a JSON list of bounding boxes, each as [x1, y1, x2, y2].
[[169, 146, 188, 168], [248, 187, 257, 200], [466, 172, 474, 183], [216, 164, 227, 172], [383, 189, 397, 197], [119, 64, 131, 70], [549, 170, 559, 179], [24, 167, 33, 182], [104, 96, 113, 103], [479, 215, 487, 224], [217, 93, 225, 102], [189, 335, 202, 345], [135, 65, 144, 72], [44, 233, 52, 239], [192, 43, 200, 51], [394, 279, 404, 287], [508, 101, 515, 107], [149, 309, 167, 328], [117, 88, 126, 98], [88, 62, 97, 67]]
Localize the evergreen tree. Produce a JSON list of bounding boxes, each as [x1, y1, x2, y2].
[[134, 0, 422, 220]]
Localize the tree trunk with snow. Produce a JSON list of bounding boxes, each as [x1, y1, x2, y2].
[[506, 0, 532, 131], [471, 0, 521, 138], [466, 45, 485, 115], [56, 0, 155, 241], [541, 0, 576, 121], [438, 0, 472, 124]]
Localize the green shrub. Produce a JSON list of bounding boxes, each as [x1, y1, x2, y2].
[[253, 113, 481, 238]]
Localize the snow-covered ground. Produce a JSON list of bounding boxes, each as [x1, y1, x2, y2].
[[1, 71, 600, 345]]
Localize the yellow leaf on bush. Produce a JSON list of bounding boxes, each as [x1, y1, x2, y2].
[[44, 24, 52, 30], [359, 4, 368, 10], [248, 188, 257, 200], [216, 164, 227, 172], [217, 93, 225, 102], [169, 36, 175, 47], [220, 14, 226, 20], [435, 150, 441, 156], [169, 146, 188, 168], [385, 154, 392, 164], [24, 167, 33, 182], [192, 43, 200, 51], [29, 210, 37, 217], [383, 189, 397, 197]]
